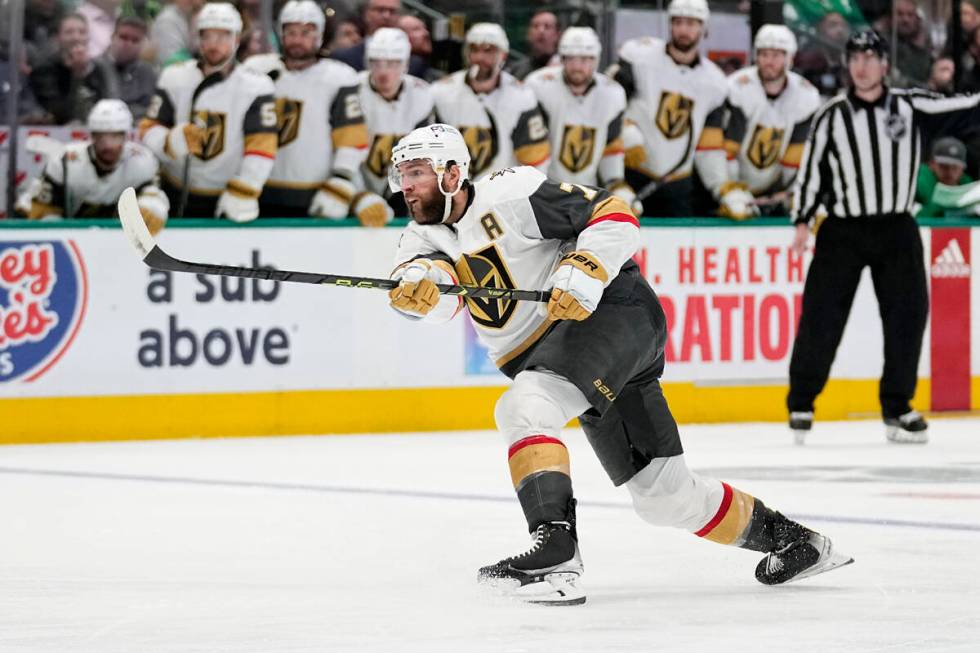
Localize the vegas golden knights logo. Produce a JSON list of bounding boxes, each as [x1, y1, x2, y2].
[[655, 92, 694, 139], [559, 125, 597, 173], [275, 98, 303, 147], [454, 244, 517, 329], [747, 125, 784, 169], [461, 126, 496, 177], [367, 134, 399, 177], [193, 110, 226, 161]]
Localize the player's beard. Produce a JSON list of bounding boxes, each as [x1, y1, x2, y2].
[[670, 35, 697, 53], [759, 66, 786, 85], [406, 189, 445, 225], [468, 63, 497, 82], [284, 44, 316, 63]]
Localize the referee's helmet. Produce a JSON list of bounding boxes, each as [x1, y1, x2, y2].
[[845, 30, 888, 59]]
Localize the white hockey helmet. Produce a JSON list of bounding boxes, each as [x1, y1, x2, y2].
[[278, 0, 325, 38], [87, 99, 133, 133], [389, 124, 471, 222], [196, 2, 243, 35], [754, 24, 797, 59], [465, 22, 509, 52], [559, 27, 601, 59], [366, 27, 411, 64], [667, 0, 710, 23]]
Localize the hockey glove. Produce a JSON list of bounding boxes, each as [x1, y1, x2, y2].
[[166, 121, 207, 160], [389, 258, 445, 317], [309, 176, 355, 219], [718, 181, 758, 221], [216, 185, 261, 223], [352, 191, 394, 227], [545, 251, 607, 322], [607, 180, 643, 217]]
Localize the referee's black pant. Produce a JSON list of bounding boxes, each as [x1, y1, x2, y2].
[[787, 214, 929, 419]]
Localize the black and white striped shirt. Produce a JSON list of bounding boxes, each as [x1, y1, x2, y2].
[[792, 88, 980, 225]]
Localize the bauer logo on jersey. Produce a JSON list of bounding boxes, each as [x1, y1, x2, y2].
[[367, 134, 399, 178], [461, 126, 497, 177], [454, 244, 517, 329], [747, 125, 785, 169], [275, 98, 303, 147], [559, 126, 597, 173], [193, 111, 227, 161], [655, 92, 694, 140], [0, 240, 88, 383]]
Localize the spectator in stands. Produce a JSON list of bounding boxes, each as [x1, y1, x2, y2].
[[150, 0, 205, 66], [236, 0, 276, 56], [330, 0, 427, 77], [76, 0, 120, 59], [24, 0, 65, 66], [959, 24, 980, 91], [30, 13, 117, 125], [325, 14, 364, 54], [795, 11, 851, 97], [507, 9, 560, 79], [928, 56, 955, 93], [0, 47, 48, 124], [879, 0, 931, 87], [99, 16, 156, 120], [398, 14, 441, 80], [916, 137, 974, 217]]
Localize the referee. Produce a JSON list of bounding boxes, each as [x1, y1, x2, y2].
[[788, 30, 980, 445]]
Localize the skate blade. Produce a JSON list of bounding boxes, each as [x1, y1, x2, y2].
[[886, 428, 928, 444], [785, 550, 854, 584], [481, 572, 586, 606]]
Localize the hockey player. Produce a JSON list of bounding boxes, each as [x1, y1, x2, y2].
[[610, 0, 728, 217], [432, 23, 550, 182], [385, 124, 852, 605], [703, 25, 821, 219], [525, 27, 637, 212], [27, 99, 169, 233], [139, 2, 278, 222], [247, 0, 390, 225], [357, 27, 434, 218]]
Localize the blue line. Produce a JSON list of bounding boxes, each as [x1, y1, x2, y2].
[[1, 466, 978, 534]]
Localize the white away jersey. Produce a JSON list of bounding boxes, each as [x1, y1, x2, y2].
[[140, 60, 277, 193], [392, 166, 639, 366], [431, 71, 550, 181], [612, 37, 728, 181], [264, 58, 366, 189], [725, 66, 821, 194], [357, 71, 434, 195], [30, 141, 161, 217], [525, 67, 626, 186]]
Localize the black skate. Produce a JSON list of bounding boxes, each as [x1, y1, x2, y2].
[[478, 521, 585, 605], [755, 516, 854, 585], [789, 411, 813, 446], [884, 411, 928, 444]]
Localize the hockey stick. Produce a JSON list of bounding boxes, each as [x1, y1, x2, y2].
[[116, 187, 550, 302]]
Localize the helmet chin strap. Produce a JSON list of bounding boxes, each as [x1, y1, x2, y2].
[[437, 172, 462, 223]]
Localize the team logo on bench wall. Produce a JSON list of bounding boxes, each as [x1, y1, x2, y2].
[[0, 240, 88, 383]]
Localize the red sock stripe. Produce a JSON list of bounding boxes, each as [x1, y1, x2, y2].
[[694, 482, 733, 538], [508, 435, 566, 459]]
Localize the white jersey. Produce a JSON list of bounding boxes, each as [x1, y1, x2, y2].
[[259, 58, 367, 204], [431, 71, 550, 181], [29, 141, 164, 218], [357, 71, 434, 195], [140, 59, 278, 196], [612, 37, 728, 182], [725, 66, 822, 194], [392, 166, 638, 366], [525, 66, 627, 186]]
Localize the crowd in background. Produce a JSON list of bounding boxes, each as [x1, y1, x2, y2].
[[3, 0, 980, 220]]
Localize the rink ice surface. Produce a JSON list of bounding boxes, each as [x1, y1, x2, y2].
[[1, 418, 979, 652]]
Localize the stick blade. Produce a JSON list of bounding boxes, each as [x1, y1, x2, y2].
[[117, 186, 156, 260]]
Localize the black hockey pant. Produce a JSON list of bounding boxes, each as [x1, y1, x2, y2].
[[787, 214, 929, 419]]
